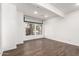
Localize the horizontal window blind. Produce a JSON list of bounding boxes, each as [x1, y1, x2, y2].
[[24, 15, 43, 24]]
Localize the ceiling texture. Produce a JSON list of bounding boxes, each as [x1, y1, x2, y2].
[[14, 3, 79, 20], [15, 3, 58, 20], [51, 3, 79, 14]]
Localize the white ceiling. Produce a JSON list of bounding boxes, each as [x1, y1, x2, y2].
[[14, 3, 58, 20], [14, 3, 79, 20], [51, 3, 79, 14]]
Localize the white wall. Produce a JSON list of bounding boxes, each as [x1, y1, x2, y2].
[[17, 11, 24, 44], [1, 3, 18, 51], [44, 11, 79, 46], [1, 3, 44, 51], [0, 4, 1, 51]]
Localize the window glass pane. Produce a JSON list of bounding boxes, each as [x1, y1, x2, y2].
[[25, 22, 42, 36]]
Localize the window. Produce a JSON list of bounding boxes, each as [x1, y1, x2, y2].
[[25, 22, 42, 35]]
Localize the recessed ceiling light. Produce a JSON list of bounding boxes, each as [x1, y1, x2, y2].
[[34, 11, 38, 14], [76, 3, 79, 5], [44, 15, 48, 18]]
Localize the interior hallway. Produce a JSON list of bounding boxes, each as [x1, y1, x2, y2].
[[3, 38, 79, 56]]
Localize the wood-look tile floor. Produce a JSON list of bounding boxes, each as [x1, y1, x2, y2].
[[3, 38, 79, 56]]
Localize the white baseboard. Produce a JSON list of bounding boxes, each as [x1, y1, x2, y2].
[[45, 37, 79, 47], [16, 41, 24, 45], [0, 51, 3, 56], [2, 45, 17, 52]]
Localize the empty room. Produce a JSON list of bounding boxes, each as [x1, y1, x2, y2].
[[1, 3, 79, 56]]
